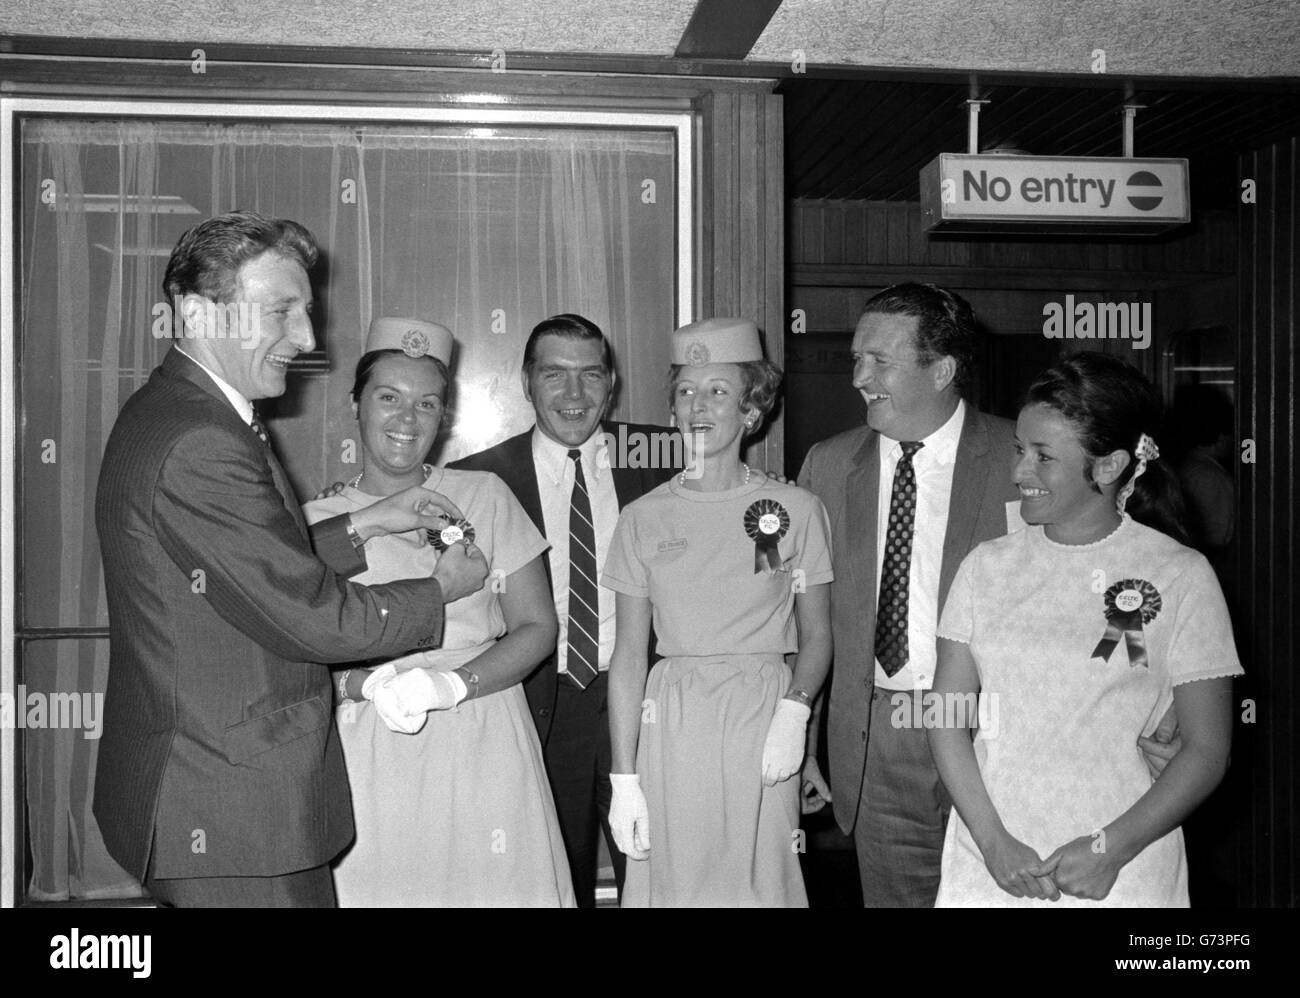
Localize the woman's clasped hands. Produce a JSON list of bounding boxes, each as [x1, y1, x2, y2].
[[981, 827, 1126, 902]]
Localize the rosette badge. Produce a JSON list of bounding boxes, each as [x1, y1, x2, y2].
[[1091, 578, 1162, 668], [429, 517, 476, 552], [744, 499, 790, 574]]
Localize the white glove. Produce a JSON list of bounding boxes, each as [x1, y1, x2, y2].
[[608, 773, 651, 860], [386, 667, 467, 715], [361, 664, 425, 734], [360, 665, 467, 734], [762, 698, 811, 786]]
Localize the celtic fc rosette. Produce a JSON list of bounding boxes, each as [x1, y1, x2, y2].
[[1091, 578, 1162, 668], [743, 499, 790, 574], [429, 517, 475, 552]]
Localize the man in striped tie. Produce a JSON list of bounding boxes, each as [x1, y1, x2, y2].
[[450, 314, 676, 906]]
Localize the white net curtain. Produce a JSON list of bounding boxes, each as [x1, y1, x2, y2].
[[18, 116, 678, 900]]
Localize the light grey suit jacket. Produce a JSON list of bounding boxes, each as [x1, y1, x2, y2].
[[797, 404, 1020, 835]]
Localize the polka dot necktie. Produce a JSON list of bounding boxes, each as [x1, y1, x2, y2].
[[565, 449, 599, 690], [249, 415, 270, 447], [875, 441, 923, 677]]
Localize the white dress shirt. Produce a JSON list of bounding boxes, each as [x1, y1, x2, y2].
[[874, 401, 966, 691], [174, 346, 254, 426], [532, 427, 621, 675]]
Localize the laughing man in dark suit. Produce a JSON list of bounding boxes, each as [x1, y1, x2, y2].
[[450, 314, 675, 907]]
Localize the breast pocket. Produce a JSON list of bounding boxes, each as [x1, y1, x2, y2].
[[223, 694, 331, 765]]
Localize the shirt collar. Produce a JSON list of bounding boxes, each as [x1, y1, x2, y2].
[[531, 423, 609, 485], [884, 399, 966, 467], [174, 346, 255, 426]]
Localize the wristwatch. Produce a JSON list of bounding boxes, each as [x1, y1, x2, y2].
[[784, 688, 812, 707], [344, 514, 365, 550]]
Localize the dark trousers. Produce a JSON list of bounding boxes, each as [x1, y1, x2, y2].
[[545, 671, 625, 907], [854, 686, 952, 908], [144, 859, 336, 908]]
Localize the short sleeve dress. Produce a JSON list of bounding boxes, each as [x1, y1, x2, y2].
[[934, 515, 1242, 907], [304, 466, 574, 907], [602, 475, 834, 907]]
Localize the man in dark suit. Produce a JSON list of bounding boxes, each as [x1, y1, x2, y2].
[[93, 210, 488, 907], [450, 314, 675, 907], [798, 283, 1020, 907]]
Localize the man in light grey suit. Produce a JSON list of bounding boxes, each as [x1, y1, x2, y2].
[[798, 283, 1019, 907]]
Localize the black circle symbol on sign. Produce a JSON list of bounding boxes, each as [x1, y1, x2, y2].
[[1127, 170, 1164, 212]]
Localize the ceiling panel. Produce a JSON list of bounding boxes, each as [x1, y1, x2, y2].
[[751, 0, 1300, 79], [0, 0, 701, 54]]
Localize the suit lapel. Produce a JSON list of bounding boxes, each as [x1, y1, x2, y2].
[[502, 431, 545, 534], [606, 422, 641, 511], [940, 406, 993, 606], [264, 445, 310, 541], [846, 431, 882, 616], [162, 348, 309, 541]]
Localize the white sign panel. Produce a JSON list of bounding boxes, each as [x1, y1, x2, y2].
[[921, 154, 1189, 228]]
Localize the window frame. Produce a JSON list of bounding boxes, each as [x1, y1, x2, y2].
[[0, 96, 694, 907]]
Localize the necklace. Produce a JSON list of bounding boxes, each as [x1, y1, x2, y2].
[[680, 463, 751, 488], [349, 464, 434, 490]]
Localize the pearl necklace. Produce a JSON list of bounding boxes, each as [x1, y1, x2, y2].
[[679, 463, 751, 488], [349, 464, 434, 490]]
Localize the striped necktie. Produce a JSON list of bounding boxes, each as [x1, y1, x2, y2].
[[875, 441, 923, 677], [565, 449, 599, 690]]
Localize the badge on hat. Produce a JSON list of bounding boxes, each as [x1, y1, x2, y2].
[[365, 317, 455, 367], [671, 317, 763, 367]]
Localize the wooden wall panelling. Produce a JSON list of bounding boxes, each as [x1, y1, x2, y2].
[[1236, 136, 1297, 907], [699, 88, 785, 473]]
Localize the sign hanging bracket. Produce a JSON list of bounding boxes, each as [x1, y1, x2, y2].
[[966, 77, 990, 154], [1121, 84, 1146, 158]]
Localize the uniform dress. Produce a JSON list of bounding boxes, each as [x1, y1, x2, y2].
[[602, 475, 834, 907], [304, 467, 575, 907], [934, 515, 1242, 907]]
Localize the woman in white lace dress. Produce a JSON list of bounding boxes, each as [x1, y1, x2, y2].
[[929, 352, 1240, 907]]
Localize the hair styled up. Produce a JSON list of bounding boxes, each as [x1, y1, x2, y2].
[[668, 360, 784, 434], [522, 313, 614, 377], [351, 350, 450, 403], [163, 209, 318, 303], [861, 282, 979, 398], [1025, 351, 1189, 544]]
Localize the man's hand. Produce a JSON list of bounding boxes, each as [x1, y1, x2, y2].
[[1137, 703, 1181, 780], [348, 485, 468, 542], [800, 756, 832, 815], [432, 541, 489, 602], [761, 470, 791, 486]]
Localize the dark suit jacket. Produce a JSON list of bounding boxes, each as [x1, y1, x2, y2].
[[93, 348, 447, 881], [449, 420, 676, 744], [797, 405, 1020, 835]]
